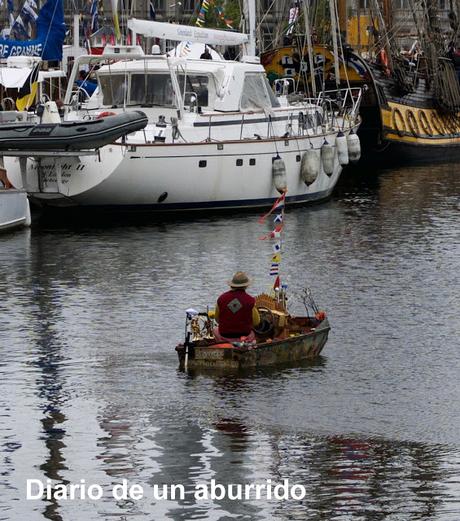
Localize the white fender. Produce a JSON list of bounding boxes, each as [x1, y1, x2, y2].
[[300, 148, 320, 186], [347, 131, 361, 162], [336, 131, 349, 166], [321, 140, 334, 176], [272, 156, 287, 194]]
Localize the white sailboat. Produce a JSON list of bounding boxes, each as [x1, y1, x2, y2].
[[4, 2, 362, 212]]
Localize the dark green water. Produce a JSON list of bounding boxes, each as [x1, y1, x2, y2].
[[0, 163, 459, 520]]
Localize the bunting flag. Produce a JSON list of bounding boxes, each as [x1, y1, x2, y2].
[[259, 224, 283, 240], [258, 192, 286, 224], [258, 191, 287, 288], [16, 61, 39, 111], [215, 5, 233, 29]]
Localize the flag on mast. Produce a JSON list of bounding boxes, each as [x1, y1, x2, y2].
[[16, 62, 40, 111], [111, 0, 121, 41]]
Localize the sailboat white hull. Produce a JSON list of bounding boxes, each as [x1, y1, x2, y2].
[[0, 189, 31, 231], [6, 128, 356, 212]]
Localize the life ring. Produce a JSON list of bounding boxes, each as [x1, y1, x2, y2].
[[379, 49, 390, 76], [392, 108, 406, 137], [430, 112, 444, 135], [418, 111, 432, 136], [406, 110, 419, 137], [97, 111, 116, 119]]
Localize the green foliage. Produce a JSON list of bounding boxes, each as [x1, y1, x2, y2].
[[193, 0, 241, 30]]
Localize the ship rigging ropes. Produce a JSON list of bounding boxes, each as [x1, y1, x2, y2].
[[433, 59, 460, 113]]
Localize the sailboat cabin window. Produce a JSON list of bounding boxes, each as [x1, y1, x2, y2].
[[178, 74, 211, 107], [130, 74, 176, 106], [99, 72, 213, 108], [240, 73, 280, 110], [99, 75, 129, 107]]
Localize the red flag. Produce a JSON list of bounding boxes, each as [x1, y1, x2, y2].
[[258, 193, 286, 224], [273, 276, 281, 290]]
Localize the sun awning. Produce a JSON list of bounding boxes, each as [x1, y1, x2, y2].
[[128, 19, 248, 47], [0, 67, 33, 89]]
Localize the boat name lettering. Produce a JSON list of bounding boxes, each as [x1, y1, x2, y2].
[[31, 163, 84, 172], [0, 43, 43, 57], [195, 350, 224, 360]]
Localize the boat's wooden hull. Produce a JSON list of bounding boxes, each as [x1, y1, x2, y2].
[[177, 318, 330, 370]]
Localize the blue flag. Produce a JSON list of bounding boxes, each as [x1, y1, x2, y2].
[[0, 0, 66, 61]]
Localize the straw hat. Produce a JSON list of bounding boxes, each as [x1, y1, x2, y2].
[[228, 271, 251, 288]]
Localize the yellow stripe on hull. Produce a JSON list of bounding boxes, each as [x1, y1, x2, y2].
[[381, 102, 460, 146]]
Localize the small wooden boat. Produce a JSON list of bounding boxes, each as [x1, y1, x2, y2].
[[176, 293, 330, 370], [0, 110, 148, 151]]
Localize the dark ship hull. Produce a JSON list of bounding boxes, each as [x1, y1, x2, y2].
[[356, 56, 460, 164], [261, 46, 460, 164]]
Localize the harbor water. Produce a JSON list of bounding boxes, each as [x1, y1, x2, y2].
[[0, 163, 459, 520]]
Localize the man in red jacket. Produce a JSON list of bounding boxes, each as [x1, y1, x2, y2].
[[214, 272, 260, 341]]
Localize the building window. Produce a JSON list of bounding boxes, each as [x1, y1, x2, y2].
[[236, 159, 243, 166], [249, 158, 256, 166]]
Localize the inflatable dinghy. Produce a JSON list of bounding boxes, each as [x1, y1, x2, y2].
[[0, 110, 148, 151]]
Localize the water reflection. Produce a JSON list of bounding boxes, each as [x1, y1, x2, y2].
[[0, 163, 459, 519]]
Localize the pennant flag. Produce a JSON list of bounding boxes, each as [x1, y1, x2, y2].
[[258, 193, 286, 224], [273, 213, 283, 224], [16, 62, 40, 111], [149, 0, 156, 20], [273, 242, 281, 253], [271, 253, 281, 263], [273, 276, 281, 290]]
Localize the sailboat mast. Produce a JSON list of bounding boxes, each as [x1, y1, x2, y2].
[[246, 0, 257, 56], [329, 0, 341, 88], [301, 1, 317, 96]]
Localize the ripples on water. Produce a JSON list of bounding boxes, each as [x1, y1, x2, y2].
[[0, 164, 459, 520]]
